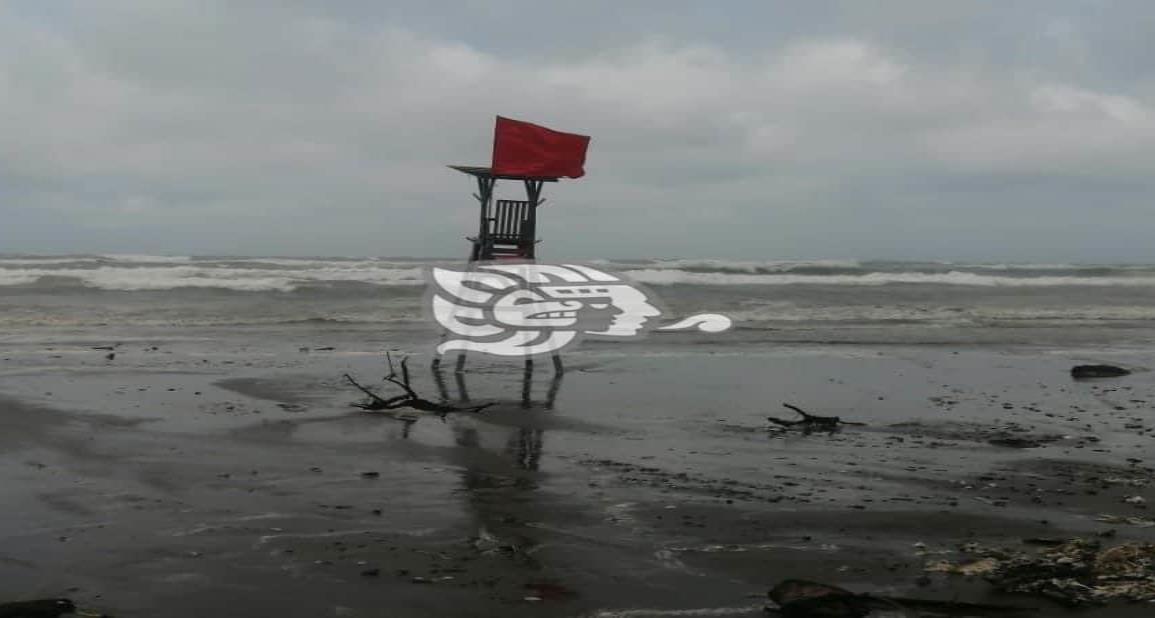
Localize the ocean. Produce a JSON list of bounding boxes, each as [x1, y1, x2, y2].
[[4, 254, 1155, 349]]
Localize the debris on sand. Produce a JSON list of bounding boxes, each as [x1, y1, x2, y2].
[[928, 538, 1155, 606], [925, 557, 1000, 576], [766, 579, 1035, 617], [986, 437, 1045, 449], [1070, 364, 1131, 379], [767, 404, 865, 432]]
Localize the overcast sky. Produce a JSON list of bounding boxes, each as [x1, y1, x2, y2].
[[2, 1, 1153, 261]]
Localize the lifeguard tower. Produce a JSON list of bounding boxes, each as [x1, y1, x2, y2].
[[434, 117, 590, 374]]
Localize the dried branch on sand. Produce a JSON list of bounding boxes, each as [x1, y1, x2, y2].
[[345, 353, 492, 416], [767, 403, 865, 431]]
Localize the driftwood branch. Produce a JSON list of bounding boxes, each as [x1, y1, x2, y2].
[[344, 374, 409, 409], [346, 354, 492, 417], [767, 403, 865, 430], [381, 352, 419, 399]]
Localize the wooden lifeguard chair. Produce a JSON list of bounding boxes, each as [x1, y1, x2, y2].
[[447, 165, 557, 262]]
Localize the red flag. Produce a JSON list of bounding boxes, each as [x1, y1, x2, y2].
[[491, 116, 590, 178]]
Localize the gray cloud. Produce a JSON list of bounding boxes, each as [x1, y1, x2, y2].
[[1, 0, 1153, 260]]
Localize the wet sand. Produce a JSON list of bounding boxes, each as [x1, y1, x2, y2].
[[3, 331, 1155, 616]]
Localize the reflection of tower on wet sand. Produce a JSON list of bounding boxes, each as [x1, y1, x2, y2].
[[506, 427, 543, 472], [440, 365, 566, 580], [435, 363, 561, 474], [433, 358, 563, 413]]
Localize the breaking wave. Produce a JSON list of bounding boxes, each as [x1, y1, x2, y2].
[[623, 269, 1155, 287], [0, 265, 424, 292], [3, 254, 1155, 291]]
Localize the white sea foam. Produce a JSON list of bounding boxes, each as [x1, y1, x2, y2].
[[938, 262, 1155, 271], [723, 302, 1155, 324], [0, 271, 44, 286], [953, 262, 1080, 271], [202, 257, 385, 268], [624, 268, 1155, 287], [2, 264, 1155, 290], [0, 265, 425, 291], [0, 257, 101, 265], [98, 254, 194, 263], [3, 256, 1155, 290], [644, 258, 861, 273]]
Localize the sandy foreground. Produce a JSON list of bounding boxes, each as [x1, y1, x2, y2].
[[2, 331, 1155, 617]]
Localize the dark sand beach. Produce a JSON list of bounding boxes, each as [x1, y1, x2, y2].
[[4, 337, 1155, 616], [4, 257, 1155, 616]]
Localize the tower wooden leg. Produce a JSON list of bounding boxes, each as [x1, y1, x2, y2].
[[521, 359, 534, 409], [454, 370, 470, 402], [431, 362, 449, 401]]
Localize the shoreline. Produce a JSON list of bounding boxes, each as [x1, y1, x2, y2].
[[2, 338, 1155, 616]]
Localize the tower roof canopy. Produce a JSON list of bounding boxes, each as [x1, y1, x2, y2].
[[448, 165, 560, 182]]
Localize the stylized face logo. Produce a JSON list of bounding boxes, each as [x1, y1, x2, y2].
[[428, 263, 665, 356]]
